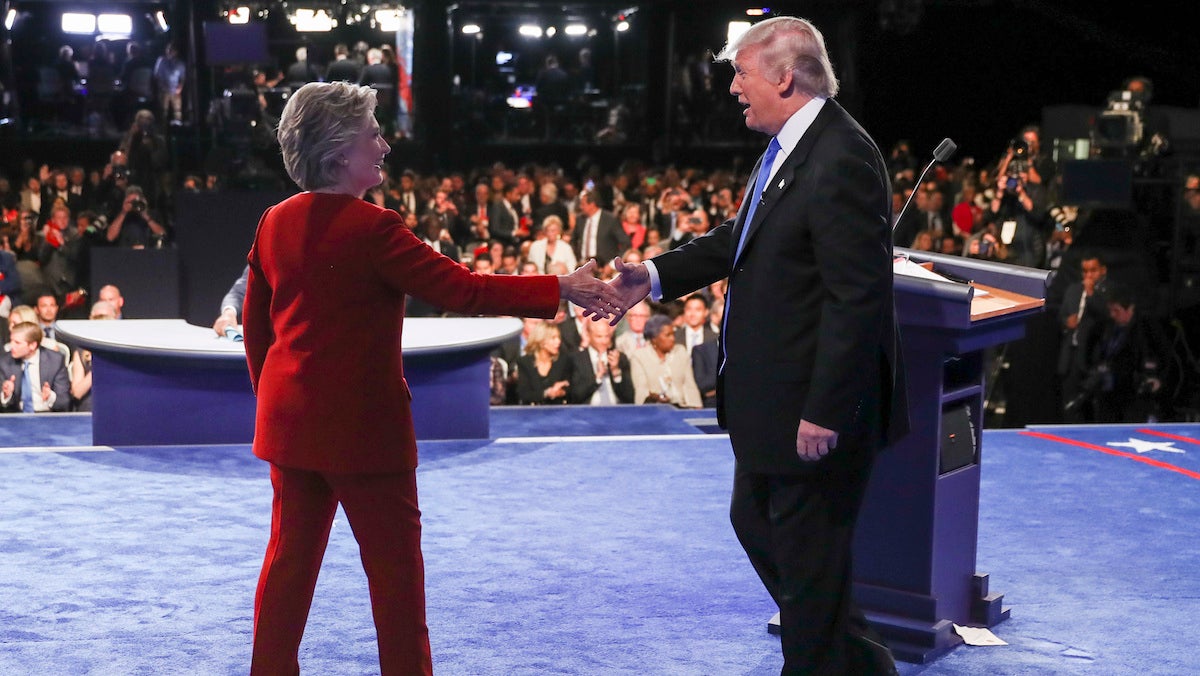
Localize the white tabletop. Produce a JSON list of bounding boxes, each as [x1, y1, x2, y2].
[[56, 317, 524, 360]]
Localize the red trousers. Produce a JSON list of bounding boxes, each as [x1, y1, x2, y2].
[[251, 463, 432, 675]]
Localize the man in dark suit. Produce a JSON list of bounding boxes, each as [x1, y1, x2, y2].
[[674, 293, 718, 354], [487, 182, 521, 247], [569, 320, 634, 404], [576, 189, 630, 267], [606, 16, 907, 675], [0, 322, 70, 413], [324, 44, 361, 83], [1058, 253, 1109, 420]]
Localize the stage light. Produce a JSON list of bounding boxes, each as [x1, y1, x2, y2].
[[727, 20, 751, 44], [292, 9, 334, 32], [746, 8, 770, 17], [228, 7, 250, 24], [4, 9, 16, 31], [155, 10, 169, 31], [98, 13, 132, 36], [496, 51, 513, 66], [564, 23, 587, 36], [546, 26, 556, 37], [615, 20, 630, 32], [375, 9, 401, 32], [62, 13, 96, 34], [518, 24, 543, 38], [462, 24, 481, 35]]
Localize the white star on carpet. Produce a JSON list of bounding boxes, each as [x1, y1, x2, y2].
[[1107, 437, 1185, 454]]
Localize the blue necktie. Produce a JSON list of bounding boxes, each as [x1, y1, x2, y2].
[[722, 138, 782, 373], [21, 361, 35, 412], [735, 137, 782, 261]]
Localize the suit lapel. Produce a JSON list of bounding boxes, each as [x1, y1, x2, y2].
[[730, 100, 844, 267]]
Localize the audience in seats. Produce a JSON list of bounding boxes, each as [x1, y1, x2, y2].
[[0, 322, 70, 413], [674, 293, 717, 355], [97, 285, 125, 319], [569, 320, 634, 405], [629, 314, 702, 408], [526, 216, 576, 274], [516, 322, 573, 405], [69, 300, 119, 411]]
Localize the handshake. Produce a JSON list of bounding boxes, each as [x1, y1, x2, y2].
[[556, 258, 651, 326]]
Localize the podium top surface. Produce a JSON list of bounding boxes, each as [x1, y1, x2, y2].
[[893, 250, 1049, 330], [56, 317, 523, 361]]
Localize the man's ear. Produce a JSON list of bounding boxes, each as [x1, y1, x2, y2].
[[776, 67, 794, 95]]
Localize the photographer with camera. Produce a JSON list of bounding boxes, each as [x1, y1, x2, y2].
[[978, 137, 1050, 268], [105, 185, 168, 249], [1076, 283, 1172, 423]]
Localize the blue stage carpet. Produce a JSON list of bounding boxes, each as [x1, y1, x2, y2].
[[0, 410, 1197, 674]]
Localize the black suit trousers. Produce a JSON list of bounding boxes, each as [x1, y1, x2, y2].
[[730, 447, 895, 676]]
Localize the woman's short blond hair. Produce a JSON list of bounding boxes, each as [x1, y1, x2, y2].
[[277, 81, 377, 191], [524, 321, 561, 356], [541, 215, 563, 235]]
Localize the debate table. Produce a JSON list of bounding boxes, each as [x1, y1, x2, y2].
[[56, 318, 521, 446]]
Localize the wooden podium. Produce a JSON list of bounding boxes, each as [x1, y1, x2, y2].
[[853, 250, 1047, 662]]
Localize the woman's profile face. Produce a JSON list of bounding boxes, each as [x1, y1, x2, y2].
[[337, 115, 390, 196]]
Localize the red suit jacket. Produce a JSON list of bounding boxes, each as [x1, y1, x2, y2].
[[244, 193, 559, 473]]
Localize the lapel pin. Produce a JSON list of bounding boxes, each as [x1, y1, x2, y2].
[[778, 178, 786, 190]]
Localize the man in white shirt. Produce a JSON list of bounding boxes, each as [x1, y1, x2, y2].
[[674, 293, 717, 354], [569, 320, 634, 404], [0, 322, 70, 412], [615, 300, 652, 356]]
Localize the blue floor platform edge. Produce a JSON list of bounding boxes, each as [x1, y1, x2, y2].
[[0, 408, 1197, 675]]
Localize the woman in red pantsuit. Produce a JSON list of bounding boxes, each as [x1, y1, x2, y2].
[[243, 81, 622, 675]]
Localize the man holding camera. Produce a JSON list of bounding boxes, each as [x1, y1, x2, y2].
[[106, 185, 167, 249], [980, 138, 1049, 267]]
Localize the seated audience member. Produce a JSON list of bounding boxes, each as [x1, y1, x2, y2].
[[493, 317, 541, 405], [33, 293, 70, 360], [629, 314, 703, 408], [70, 300, 119, 411], [1085, 283, 1172, 423], [0, 322, 70, 412], [0, 246, 22, 319], [620, 203, 647, 251], [615, 300, 652, 355], [556, 302, 589, 354], [417, 213, 461, 263], [569, 320, 634, 405], [213, 265, 249, 336], [472, 255, 494, 275], [97, 284, 125, 318], [5, 305, 38, 350], [516, 321, 574, 405], [674, 293, 717, 355], [527, 216, 577, 274], [692, 339, 720, 408]]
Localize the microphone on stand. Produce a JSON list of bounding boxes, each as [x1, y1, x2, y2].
[[892, 137, 958, 234]]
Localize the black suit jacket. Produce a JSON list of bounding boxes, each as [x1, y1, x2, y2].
[[568, 349, 635, 404], [487, 199, 519, 246], [691, 339, 720, 408], [0, 349, 70, 412], [577, 210, 630, 264], [650, 99, 908, 474], [674, 324, 718, 351]]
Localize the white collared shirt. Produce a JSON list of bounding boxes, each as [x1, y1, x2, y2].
[[1, 349, 56, 412], [646, 97, 827, 300]]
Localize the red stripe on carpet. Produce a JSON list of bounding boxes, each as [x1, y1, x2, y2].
[[1019, 430, 1200, 481], [1136, 428, 1200, 446]]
